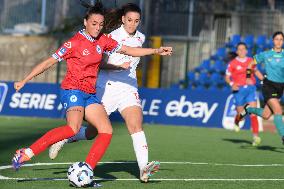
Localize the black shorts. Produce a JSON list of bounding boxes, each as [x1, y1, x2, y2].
[[262, 79, 284, 103]]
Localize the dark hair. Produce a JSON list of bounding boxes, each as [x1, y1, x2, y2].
[[236, 42, 247, 50], [120, 3, 141, 17], [81, 1, 105, 20], [104, 3, 141, 33], [227, 51, 237, 61], [272, 31, 284, 39]]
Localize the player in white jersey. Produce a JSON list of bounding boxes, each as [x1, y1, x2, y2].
[[49, 3, 160, 183]]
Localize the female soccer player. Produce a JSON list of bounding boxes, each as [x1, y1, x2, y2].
[[240, 31, 284, 144], [225, 42, 263, 146], [12, 2, 172, 175], [49, 3, 160, 183]]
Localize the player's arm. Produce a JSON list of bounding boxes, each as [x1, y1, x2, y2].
[[99, 55, 130, 70], [14, 57, 58, 92], [117, 45, 172, 57], [254, 69, 264, 81]]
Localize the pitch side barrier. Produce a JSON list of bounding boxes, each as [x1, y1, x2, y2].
[[0, 81, 254, 130]]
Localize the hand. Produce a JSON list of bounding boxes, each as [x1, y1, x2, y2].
[[156, 47, 173, 56], [246, 78, 253, 85], [119, 62, 131, 70], [232, 83, 239, 91], [14, 81, 25, 92]]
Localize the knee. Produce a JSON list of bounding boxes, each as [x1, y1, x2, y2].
[[262, 113, 271, 120], [98, 126, 113, 135], [127, 121, 143, 134], [128, 127, 143, 135], [68, 124, 81, 134]]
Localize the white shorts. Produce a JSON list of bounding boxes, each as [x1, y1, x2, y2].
[[96, 81, 142, 115]]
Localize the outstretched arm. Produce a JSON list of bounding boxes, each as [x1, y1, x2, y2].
[[117, 45, 173, 57], [14, 57, 58, 92], [254, 69, 264, 81]]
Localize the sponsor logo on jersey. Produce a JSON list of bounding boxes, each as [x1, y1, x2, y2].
[[0, 83, 8, 112], [96, 45, 102, 54], [70, 95, 77, 102], [236, 65, 242, 70], [64, 42, 72, 48], [58, 47, 67, 57], [83, 49, 90, 56]]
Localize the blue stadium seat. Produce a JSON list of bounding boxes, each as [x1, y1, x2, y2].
[[210, 73, 222, 86], [212, 60, 226, 74], [227, 34, 241, 47], [256, 47, 265, 54], [187, 71, 197, 85], [195, 59, 212, 73], [197, 72, 211, 86], [247, 48, 253, 57], [256, 35, 267, 49], [221, 85, 231, 92], [243, 34, 254, 49], [212, 47, 227, 60], [256, 63, 265, 74], [267, 39, 273, 49]]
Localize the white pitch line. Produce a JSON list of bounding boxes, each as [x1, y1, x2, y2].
[[2, 161, 284, 168], [2, 162, 284, 181]]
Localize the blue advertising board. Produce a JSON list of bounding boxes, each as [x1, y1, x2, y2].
[[0, 81, 250, 129]]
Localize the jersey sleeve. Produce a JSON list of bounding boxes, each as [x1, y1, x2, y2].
[[225, 61, 233, 76], [52, 40, 75, 62], [253, 52, 265, 64], [102, 34, 122, 55]]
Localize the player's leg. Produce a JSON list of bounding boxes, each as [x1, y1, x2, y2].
[[247, 101, 261, 146], [233, 89, 244, 131], [234, 105, 243, 132], [48, 86, 113, 160], [267, 98, 284, 137], [121, 106, 159, 182], [239, 82, 274, 119], [49, 124, 97, 160], [84, 97, 113, 170], [13, 90, 85, 170]]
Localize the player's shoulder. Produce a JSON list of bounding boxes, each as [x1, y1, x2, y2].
[[229, 58, 238, 65], [136, 30, 145, 42], [64, 32, 83, 48], [110, 27, 121, 36]]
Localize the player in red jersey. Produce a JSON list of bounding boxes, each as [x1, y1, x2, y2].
[[225, 42, 264, 146], [12, 2, 172, 177]]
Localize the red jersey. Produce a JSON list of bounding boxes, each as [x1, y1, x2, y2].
[[226, 57, 256, 86], [52, 30, 121, 93]]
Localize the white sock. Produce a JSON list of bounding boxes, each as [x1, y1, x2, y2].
[[131, 131, 148, 172], [25, 148, 34, 158], [67, 126, 87, 143]]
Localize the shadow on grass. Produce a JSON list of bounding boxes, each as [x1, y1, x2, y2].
[[17, 161, 161, 184], [222, 138, 284, 153]]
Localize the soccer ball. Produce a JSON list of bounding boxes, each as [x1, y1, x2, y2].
[[67, 162, 94, 187]]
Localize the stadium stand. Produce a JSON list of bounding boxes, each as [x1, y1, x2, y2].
[[175, 34, 272, 91]]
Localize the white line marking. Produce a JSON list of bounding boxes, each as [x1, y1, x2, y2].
[[1, 162, 284, 181]]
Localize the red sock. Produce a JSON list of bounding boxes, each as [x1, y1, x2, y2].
[[250, 115, 259, 135], [30, 125, 75, 155], [86, 133, 112, 169]]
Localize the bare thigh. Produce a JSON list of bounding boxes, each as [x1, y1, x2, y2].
[[121, 106, 143, 135], [85, 103, 113, 134]]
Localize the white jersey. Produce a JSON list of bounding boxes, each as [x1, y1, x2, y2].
[[96, 25, 145, 89]]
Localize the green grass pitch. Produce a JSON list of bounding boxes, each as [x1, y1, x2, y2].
[[1, 116, 284, 189]]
